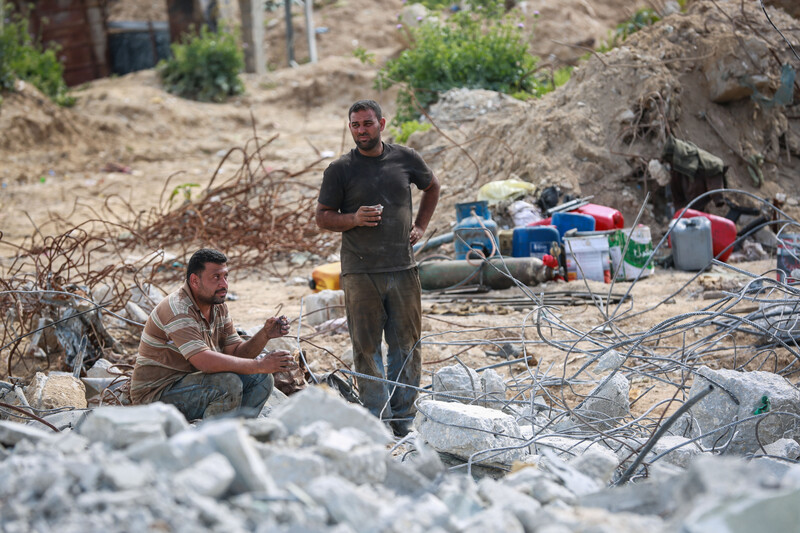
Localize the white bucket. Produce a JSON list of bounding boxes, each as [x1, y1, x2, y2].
[[564, 235, 611, 283]]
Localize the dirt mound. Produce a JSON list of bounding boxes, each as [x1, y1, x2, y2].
[[0, 81, 91, 153], [413, 0, 800, 235]]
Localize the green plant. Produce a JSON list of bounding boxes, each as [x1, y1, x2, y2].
[[158, 26, 244, 103], [169, 183, 200, 206], [391, 120, 432, 144], [378, 5, 540, 122], [352, 45, 375, 65], [0, 4, 75, 106], [598, 8, 661, 52]]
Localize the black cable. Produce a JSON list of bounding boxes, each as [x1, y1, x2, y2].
[[759, 0, 800, 62]]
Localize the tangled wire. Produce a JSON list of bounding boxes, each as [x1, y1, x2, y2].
[[0, 127, 337, 380]]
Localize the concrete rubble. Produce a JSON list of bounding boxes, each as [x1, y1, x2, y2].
[[687, 366, 800, 455], [0, 379, 799, 532]]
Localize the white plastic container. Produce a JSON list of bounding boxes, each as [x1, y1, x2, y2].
[[564, 234, 611, 282], [672, 217, 713, 271], [609, 225, 655, 280]]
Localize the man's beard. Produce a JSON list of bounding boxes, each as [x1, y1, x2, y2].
[[356, 136, 380, 152]]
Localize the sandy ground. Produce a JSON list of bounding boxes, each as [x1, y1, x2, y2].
[[1, 0, 798, 420]]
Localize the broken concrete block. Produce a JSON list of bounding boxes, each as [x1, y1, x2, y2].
[[28, 409, 90, 432], [261, 447, 327, 489], [313, 426, 388, 485], [174, 452, 236, 498], [703, 35, 771, 103], [24, 372, 87, 410], [257, 386, 289, 418], [380, 492, 456, 531], [0, 381, 30, 421], [477, 477, 542, 529], [0, 420, 51, 446], [530, 477, 578, 505], [682, 485, 800, 533], [271, 386, 392, 444], [459, 505, 525, 533], [304, 475, 383, 532], [77, 403, 188, 448], [436, 474, 484, 522], [303, 289, 345, 327], [124, 301, 149, 327], [402, 435, 446, 480], [759, 438, 800, 460], [433, 364, 481, 402], [170, 419, 277, 495], [481, 368, 507, 407], [127, 282, 166, 314], [415, 400, 528, 465], [86, 358, 117, 378], [648, 435, 704, 468], [688, 366, 800, 455], [242, 417, 287, 442], [567, 445, 620, 484], [102, 457, 153, 490], [534, 435, 598, 459], [574, 373, 630, 429]]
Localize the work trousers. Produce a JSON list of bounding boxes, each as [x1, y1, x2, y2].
[[342, 267, 422, 423], [159, 371, 274, 420]]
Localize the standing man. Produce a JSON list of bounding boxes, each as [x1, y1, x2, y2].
[[130, 248, 298, 420], [316, 100, 440, 437]]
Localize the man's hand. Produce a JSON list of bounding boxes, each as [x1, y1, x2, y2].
[[409, 224, 425, 245], [257, 350, 298, 373], [354, 204, 382, 227], [263, 315, 290, 339]]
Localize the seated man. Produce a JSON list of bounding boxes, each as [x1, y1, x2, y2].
[[130, 248, 297, 419]]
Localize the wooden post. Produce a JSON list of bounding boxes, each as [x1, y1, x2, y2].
[[238, 0, 265, 74], [304, 0, 317, 64], [284, 0, 295, 66]]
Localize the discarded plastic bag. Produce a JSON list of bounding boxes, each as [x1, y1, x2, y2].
[[509, 200, 543, 227], [477, 179, 536, 204]]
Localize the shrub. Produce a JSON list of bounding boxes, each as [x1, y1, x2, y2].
[[391, 120, 432, 144], [598, 8, 661, 52], [158, 26, 244, 103], [378, 4, 542, 123], [0, 4, 74, 106]]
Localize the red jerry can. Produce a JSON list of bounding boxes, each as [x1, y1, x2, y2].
[[573, 203, 625, 231]]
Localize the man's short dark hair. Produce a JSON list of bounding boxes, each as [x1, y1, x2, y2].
[[349, 100, 382, 121], [186, 249, 227, 282]]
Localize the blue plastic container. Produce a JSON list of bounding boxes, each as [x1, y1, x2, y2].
[[454, 202, 499, 260], [512, 226, 560, 258], [455, 201, 491, 222], [551, 212, 595, 241]]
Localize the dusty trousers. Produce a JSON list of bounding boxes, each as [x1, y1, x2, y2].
[[342, 267, 422, 424], [159, 371, 274, 420]]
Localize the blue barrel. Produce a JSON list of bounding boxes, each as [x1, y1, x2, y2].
[[454, 216, 499, 259], [551, 212, 595, 241], [512, 226, 560, 258]]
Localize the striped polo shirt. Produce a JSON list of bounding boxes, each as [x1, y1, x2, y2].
[[130, 281, 242, 404]]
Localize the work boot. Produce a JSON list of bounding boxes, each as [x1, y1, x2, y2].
[[389, 419, 413, 438]]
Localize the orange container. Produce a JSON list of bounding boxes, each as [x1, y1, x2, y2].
[[311, 262, 341, 292]]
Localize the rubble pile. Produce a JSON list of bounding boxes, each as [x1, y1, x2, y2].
[[411, 0, 800, 232], [2, 385, 800, 533]]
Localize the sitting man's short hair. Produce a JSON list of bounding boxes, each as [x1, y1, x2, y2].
[[186, 249, 228, 282]]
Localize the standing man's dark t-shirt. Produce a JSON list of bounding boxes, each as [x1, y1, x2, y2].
[[318, 143, 434, 274]]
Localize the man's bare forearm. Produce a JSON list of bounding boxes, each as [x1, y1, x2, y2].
[[316, 207, 357, 232], [414, 175, 441, 231]]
